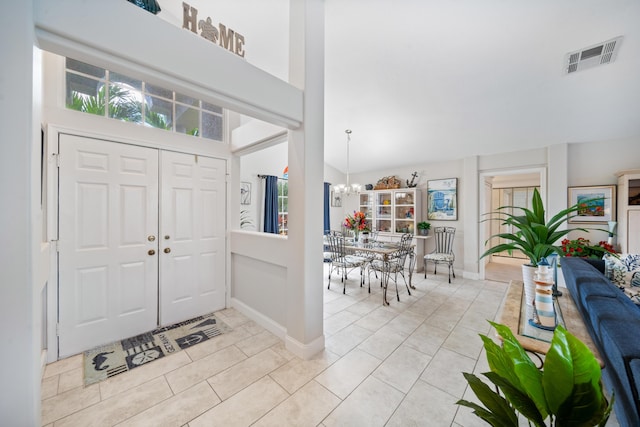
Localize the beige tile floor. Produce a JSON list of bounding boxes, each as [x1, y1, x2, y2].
[[40, 263, 617, 426]]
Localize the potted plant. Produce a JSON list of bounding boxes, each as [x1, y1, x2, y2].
[[457, 321, 613, 426], [417, 221, 431, 236], [480, 188, 595, 303]]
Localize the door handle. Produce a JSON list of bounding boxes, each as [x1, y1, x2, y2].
[[164, 248, 171, 254], [148, 249, 156, 255]]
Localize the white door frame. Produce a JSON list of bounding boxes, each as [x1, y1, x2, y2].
[[46, 125, 230, 363], [478, 167, 546, 281]]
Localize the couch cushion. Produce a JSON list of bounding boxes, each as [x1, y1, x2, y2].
[[598, 323, 640, 426], [577, 280, 621, 309], [585, 296, 640, 334]]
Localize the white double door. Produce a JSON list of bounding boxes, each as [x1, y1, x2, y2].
[[58, 134, 226, 357]]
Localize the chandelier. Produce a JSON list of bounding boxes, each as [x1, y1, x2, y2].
[[333, 129, 361, 196]]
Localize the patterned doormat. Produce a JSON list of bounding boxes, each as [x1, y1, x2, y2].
[[83, 312, 230, 386]]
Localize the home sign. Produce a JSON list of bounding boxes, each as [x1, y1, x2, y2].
[[182, 2, 246, 58]]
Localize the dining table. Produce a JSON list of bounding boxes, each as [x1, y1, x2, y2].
[[344, 240, 416, 305]]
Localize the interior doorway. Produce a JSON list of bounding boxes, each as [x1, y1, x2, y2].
[[57, 134, 226, 357], [479, 169, 545, 282]]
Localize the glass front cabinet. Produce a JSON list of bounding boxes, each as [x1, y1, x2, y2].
[[360, 189, 420, 236]]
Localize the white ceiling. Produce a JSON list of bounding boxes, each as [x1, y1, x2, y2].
[[323, 0, 640, 174]]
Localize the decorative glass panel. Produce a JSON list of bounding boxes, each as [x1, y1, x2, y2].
[[145, 96, 173, 130], [176, 92, 199, 107], [202, 112, 223, 141], [175, 105, 199, 136], [66, 73, 104, 116], [202, 101, 223, 114], [146, 83, 173, 100], [66, 58, 105, 79], [108, 83, 142, 123]]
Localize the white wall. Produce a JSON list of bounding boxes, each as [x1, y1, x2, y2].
[[0, 3, 42, 425], [567, 137, 640, 243]]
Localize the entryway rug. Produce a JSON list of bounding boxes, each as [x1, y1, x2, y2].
[[83, 312, 230, 386]]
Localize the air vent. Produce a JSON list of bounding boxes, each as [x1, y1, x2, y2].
[[565, 36, 623, 74]]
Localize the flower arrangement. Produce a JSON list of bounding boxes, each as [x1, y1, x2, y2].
[[560, 237, 616, 259], [344, 211, 368, 232]]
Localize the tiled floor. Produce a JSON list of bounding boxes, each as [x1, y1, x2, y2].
[[40, 264, 613, 426]]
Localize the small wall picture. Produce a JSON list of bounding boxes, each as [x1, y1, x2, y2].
[[331, 190, 342, 207], [568, 185, 616, 223], [240, 182, 251, 205], [427, 178, 457, 220]]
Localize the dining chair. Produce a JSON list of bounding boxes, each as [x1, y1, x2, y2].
[[424, 226, 456, 283], [326, 231, 368, 294], [367, 233, 414, 302]]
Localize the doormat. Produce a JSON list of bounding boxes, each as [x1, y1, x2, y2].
[[83, 312, 230, 386]]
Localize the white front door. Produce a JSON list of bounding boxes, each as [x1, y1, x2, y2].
[[159, 151, 226, 326], [58, 134, 159, 357], [58, 136, 227, 357]]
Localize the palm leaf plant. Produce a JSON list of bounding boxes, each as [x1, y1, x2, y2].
[[481, 188, 597, 267], [457, 321, 613, 426]]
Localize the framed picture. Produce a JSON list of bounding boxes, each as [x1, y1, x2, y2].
[[331, 190, 342, 207], [427, 178, 457, 220], [568, 185, 616, 223], [240, 182, 251, 205]]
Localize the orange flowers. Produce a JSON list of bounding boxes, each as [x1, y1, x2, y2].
[[344, 211, 368, 231]]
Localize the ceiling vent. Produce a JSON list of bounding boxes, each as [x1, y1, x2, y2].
[[565, 36, 623, 74]]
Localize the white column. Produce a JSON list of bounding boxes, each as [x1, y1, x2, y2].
[[547, 143, 568, 224], [463, 156, 480, 279], [285, 0, 325, 358], [0, 2, 41, 425]]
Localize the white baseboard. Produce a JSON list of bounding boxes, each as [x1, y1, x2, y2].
[[230, 298, 286, 339], [230, 298, 326, 360], [285, 334, 325, 360]]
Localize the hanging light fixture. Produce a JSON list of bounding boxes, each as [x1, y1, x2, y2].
[[334, 129, 361, 196]]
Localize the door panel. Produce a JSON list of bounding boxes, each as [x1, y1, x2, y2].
[[160, 152, 226, 326], [58, 134, 159, 357]]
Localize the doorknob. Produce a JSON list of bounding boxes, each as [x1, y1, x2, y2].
[[148, 235, 156, 242], [164, 235, 170, 240], [164, 248, 171, 253], [148, 249, 156, 255]]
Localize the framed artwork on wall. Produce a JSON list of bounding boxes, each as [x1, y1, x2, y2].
[[331, 190, 342, 207], [568, 185, 616, 223], [240, 182, 251, 205], [427, 178, 457, 220]]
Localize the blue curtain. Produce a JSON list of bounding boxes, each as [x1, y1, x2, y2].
[[264, 175, 279, 234], [324, 182, 331, 234]]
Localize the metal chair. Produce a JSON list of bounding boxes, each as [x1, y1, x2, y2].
[[368, 233, 414, 302], [326, 231, 368, 294], [424, 226, 456, 283]]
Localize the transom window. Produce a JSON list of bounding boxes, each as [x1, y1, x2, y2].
[[65, 58, 224, 142]]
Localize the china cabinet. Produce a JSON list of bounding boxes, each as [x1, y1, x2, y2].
[[617, 170, 640, 253], [359, 189, 419, 236]]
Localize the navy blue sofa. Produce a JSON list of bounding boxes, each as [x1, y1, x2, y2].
[[561, 257, 640, 427]]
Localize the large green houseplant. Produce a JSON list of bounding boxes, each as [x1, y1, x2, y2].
[[480, 188, 589, 267], [457, 321, 613, 426]]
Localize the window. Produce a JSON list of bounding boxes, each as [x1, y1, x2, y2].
[[65, 58, 224, 142], [278, 179, 288, 235]]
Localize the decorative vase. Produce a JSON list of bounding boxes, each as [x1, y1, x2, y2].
[[608, 221, 617, 246], [522, 264, 537, 307], [533, 258, 556, 328], [419, 229, 429, 236], [354, 230, 359, 243]]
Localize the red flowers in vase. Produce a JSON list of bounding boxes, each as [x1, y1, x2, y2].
[[344, 211, 368, 232]]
